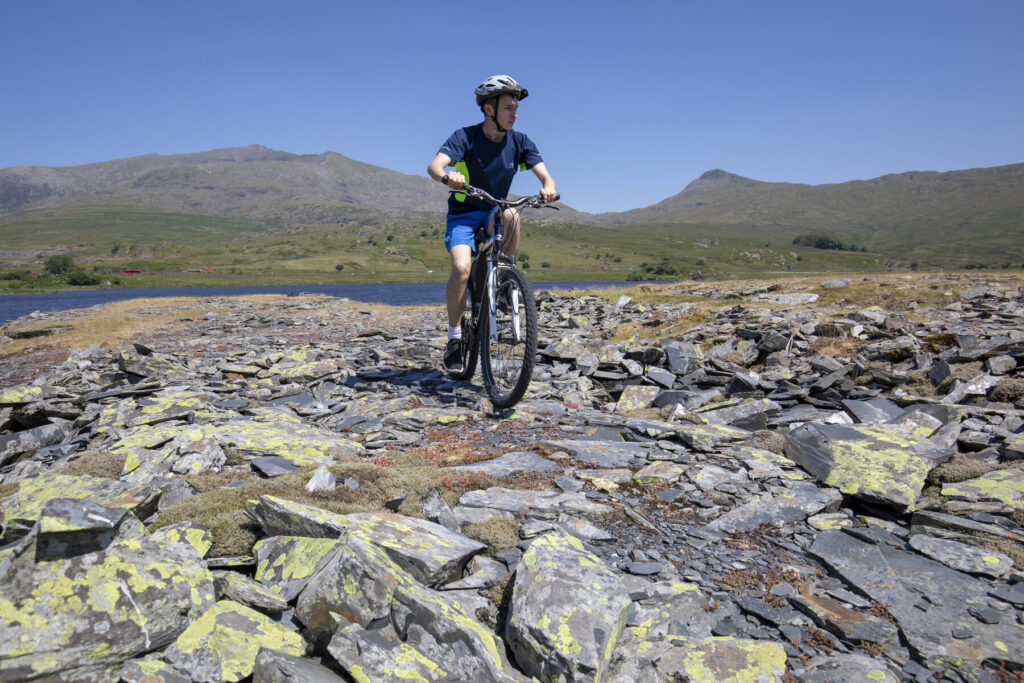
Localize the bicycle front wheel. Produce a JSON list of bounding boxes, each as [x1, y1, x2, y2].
[[480, 266, 538, 409]]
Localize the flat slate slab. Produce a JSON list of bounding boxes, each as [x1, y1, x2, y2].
[[455, 487, 611, 524], [450, 450, 559, 477], [707, 481, 842, 534], [940, 468, 1024, 509], [540, 439, 654, 468], [809, 530, 1024, 672], [784, 422, 953, 511]]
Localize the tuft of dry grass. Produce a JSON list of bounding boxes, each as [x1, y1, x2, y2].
[[611, 307, 711, 342], [808, 336, 866, 359], [748, 430, 786, 455], [462, 517, 520, 556], [58, 450, 128, 479], [151, 450, 499, 557], [926, 454, 1001, 486]]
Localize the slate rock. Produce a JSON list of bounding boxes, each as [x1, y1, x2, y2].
[[541, 439, 651, 467], [297, 532, 519, 680], [707, 481, 842, 534], [506, 532, 630, 681], [305, 465, 337, 492], [164, 599, 306, 682], [151, 520, 214, 559], [800, 652, 899, 682], [0, 471, 160, 543], [455, 487, 610, 527], [420, 488, 459, 532], [790, 592, 899, 646], [213, 570, 290, 617], [344, 512, 486, 587], [941, 467, 1024, 509], [253, 648, 347, 683], [120, 656, 192, 683], [907, 534, 1014, 579], [608, 635, 788, 682], [809, 530, 1024, 672], [784, 422, 953, 511], [615, 384, 661, 413], [0, 513, 214, 682], [451, 450, 559, 477], [254, 536, 345, 602], [698, 398, 781, 427], [251, 455, 299, 477]]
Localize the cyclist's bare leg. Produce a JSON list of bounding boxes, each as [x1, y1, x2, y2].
[[446, 244, 472, 328]]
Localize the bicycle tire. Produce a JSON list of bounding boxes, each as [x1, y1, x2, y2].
[[480, 266, 538, 408], [450, 314, 478, 380]]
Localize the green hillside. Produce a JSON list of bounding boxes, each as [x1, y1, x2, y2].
[[1, 147, 1022, 292]]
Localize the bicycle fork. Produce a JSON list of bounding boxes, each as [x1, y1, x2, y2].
[[485, 262, 524, 344]]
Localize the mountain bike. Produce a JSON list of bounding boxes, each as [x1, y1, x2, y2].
[[447, 184, 558, 409]]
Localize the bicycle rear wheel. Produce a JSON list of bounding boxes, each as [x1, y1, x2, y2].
[[480, 267, 538, 408]]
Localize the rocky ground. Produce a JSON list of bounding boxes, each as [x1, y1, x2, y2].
[[1, 273, 1023, 683]]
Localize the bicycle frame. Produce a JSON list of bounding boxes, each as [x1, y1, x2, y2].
[[447, 183, 557, 407]]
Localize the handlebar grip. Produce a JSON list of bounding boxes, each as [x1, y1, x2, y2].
[[551, 194, 560, 202]]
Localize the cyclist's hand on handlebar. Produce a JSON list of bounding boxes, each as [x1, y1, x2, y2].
[[540, 186, 558, 203], [442, 171, 466, 191]]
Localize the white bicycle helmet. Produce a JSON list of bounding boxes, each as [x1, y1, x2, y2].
[[475, 75, 529, 106]]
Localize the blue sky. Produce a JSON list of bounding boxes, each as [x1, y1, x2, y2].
[[2, 0, 1021, 213]]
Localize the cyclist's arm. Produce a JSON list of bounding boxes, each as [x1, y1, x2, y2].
[[428, 153, 466, 189], [531, 162, 557, 203]]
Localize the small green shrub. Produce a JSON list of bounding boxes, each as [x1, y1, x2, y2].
[[44, 254, 74, 274]]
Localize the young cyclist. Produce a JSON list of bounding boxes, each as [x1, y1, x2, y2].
[[427, 74, 557, 373]]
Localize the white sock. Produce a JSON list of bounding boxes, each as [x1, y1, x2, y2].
[[448, 325, 462, 340]]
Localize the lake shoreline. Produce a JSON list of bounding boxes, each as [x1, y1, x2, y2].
[[0, 280, 651, 326]]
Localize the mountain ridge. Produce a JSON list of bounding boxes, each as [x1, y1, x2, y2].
[[1, 146, 1022, 265]]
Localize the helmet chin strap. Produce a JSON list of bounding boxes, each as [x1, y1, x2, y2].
[[488, 98, 508, 134]]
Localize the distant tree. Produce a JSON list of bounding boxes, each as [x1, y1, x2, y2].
[[335, 264, 344, 271], [541, 262, 551, 268], [44, 254, 74, 274], [386, 235, 394, 242]]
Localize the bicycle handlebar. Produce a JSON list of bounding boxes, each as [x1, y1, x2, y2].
[[448, 183, 560, 209]]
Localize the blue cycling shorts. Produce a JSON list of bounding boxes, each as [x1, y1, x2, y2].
[[445, 207, 497, 254]]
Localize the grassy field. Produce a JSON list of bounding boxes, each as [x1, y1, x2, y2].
[[1, 202, 933, 294]]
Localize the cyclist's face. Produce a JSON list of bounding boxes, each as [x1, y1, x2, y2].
[[493, 95, 518, 128]]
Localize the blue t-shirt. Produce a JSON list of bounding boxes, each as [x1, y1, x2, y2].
[[438, 124, 543, 214]]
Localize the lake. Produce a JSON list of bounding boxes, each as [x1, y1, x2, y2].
[[0, 281, 641, 325]]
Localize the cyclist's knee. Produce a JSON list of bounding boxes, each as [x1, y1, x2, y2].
[[449, 245, 472, 279], [449, 259, 471, 282]]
